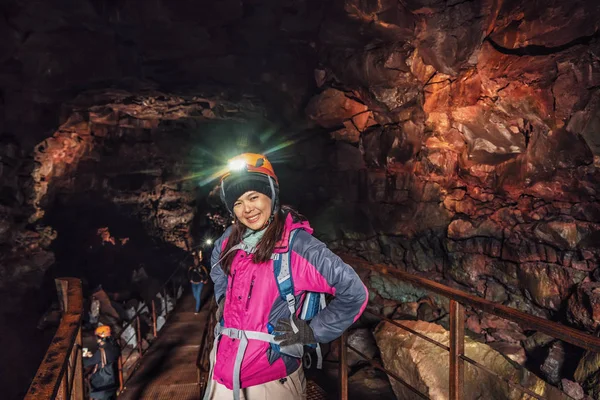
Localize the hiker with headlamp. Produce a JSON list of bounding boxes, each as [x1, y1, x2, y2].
[[83, 325, 120, 400], [205, 153, 368, 400]]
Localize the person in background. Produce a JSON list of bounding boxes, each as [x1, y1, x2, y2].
[[206, 153, 368, 400], [189, 250, 209, 314], [83, 325, 121, 400]]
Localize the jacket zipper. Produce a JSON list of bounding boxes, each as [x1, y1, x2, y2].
[[229, 270, 237, 304], [245, 277, 255, 310]]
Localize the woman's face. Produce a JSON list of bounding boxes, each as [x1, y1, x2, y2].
[[233, 191, 272, 230]]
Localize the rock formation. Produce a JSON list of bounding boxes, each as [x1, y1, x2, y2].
[[374, 320, 569, 400]]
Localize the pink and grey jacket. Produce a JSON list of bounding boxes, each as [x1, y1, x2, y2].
[[209, 212, 368, 389]]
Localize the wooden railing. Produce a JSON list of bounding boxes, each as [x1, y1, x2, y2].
[[25, 278, 84, 400], [338, 255, 600, 400], [26, 263, 188, 399]]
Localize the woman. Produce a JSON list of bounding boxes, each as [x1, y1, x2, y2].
[[206, 153, 368, 400], [189, 250, 209, 314]]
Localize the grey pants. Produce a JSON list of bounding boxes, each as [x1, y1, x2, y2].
[[206, 366, 306, 400]]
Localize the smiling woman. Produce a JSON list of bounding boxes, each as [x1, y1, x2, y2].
[[204, 153, 368, 400], [233, 191, 272, 231]]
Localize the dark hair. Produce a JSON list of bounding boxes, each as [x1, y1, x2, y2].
[[221, 206, 306, 275]]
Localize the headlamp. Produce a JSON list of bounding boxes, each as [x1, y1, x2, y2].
[[228, 159, 247, 172], [205, 239, 213, 246]]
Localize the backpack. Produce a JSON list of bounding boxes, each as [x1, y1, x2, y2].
[[270, 229, 327, 369], [89, 347, 118, 392]]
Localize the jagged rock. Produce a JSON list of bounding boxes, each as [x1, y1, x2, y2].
[[487, 342, 527, 366], [372, 201, 453, 237], [522, 332, 555, 354], [561, 379, 585, 400], [394, 302, 419, 319], [305, 88, 368, 129], [567, 282, 600, 332], [452, 106, 527, 165], [447, 253, 518, 293], [375, 320, 569, 399], [417, 301, 439, 322], [92, 288, 121, 321], [369, 273, 429, 304], [479, 315, 527, 344], [348, 366, 396, 400], [447, 219, 503, 240], [489, 0, 600, 48], [415, 1, 492, 76], [575, 351, 600, 399], [568, 93, 600, 157], [377, 235, 407, 268], [540, 341, 566, 385], [533, 220, 583, 250], [332, 328, 379, 368], [517, 263, 586, 311], [331, 120, 361, 143], [404, 232, 445, 273], [484, 280, 509, 303]]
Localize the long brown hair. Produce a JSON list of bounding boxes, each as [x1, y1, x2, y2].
[[220, 205, 306, 275]]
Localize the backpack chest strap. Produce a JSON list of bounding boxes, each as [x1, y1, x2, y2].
[[274, 229, 299, 317], [209, 326, 278, 400]]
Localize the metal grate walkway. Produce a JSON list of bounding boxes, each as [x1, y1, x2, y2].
[[118, 291, 206, 400], [118, 289, 329, 399]]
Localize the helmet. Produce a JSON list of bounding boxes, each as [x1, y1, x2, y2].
[[219, 153, 279, 215], [95, 325, 111, 338], [220, 153, 278, 184]]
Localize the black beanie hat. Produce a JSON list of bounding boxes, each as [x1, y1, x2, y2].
[[221, 172, 278, 213]]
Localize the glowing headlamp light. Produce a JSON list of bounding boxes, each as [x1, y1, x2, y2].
[[228, 159, 247, 172], [205, 239, 213, 245]]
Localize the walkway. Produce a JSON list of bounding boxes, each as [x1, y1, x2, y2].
[[118, 289, 210, 400], [118, 287, 329, 400]]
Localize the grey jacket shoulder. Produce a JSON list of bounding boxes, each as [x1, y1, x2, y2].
[[289, 228, 368, 343], [210, 226, 233, 302]]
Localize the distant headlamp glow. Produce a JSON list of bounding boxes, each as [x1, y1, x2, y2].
[[205, 239, 213, 245], [228, 159, 247, 172]]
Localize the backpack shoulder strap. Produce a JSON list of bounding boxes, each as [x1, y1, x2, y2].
[[100, 347, 107, 368], [273, 229, 300, 315]]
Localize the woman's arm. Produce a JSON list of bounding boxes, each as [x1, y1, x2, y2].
[[290, 230, 368, 343], [210, 227, 232, 303], [83, 349, 101, 368]]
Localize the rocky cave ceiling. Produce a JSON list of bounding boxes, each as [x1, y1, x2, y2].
[[2, 0, 600, 398]]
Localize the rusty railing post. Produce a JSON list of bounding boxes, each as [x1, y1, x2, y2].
[[163, 288, 168, 315], [136, 315, 143, 358], [449, 300, 465, 400], [339, 331, 348, 400], [152, 299, 157, 337], [118, 355, 124, 393]]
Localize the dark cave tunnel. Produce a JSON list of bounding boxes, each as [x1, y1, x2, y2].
[[3, 0, 600, 399]]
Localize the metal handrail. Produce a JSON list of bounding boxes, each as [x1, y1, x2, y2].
[[342, 255, 600, 353], [25, 278, 84, 400], [196, 297, 217, 396], [338, 255, 600, 400], [118, 265, 187, 389]]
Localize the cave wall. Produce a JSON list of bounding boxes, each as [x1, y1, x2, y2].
[[0, 0, 322, 147], [0, 0, 598, 332], [302, 0, 600, 330]]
